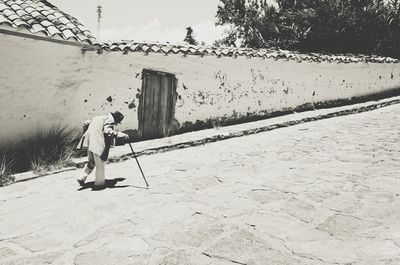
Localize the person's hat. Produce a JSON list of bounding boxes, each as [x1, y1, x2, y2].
[[111, 111, 124, 124]]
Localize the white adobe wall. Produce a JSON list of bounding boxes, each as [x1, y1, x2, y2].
[[1, 33, 399, 144]]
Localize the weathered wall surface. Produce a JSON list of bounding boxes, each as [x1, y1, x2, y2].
[[1, 33, 400, 143]]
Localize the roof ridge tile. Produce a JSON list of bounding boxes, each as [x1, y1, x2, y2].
[[97, 41, 400, 63]]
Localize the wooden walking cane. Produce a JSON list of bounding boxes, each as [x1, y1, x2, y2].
[[128, 140, 149, 188]]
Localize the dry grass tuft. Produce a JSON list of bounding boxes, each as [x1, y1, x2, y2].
[[0, 124, 80, 186]]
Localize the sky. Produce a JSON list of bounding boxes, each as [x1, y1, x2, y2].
[[49, 0, 228, 44]]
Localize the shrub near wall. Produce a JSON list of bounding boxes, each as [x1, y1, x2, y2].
[[0, 125, 80, 186]]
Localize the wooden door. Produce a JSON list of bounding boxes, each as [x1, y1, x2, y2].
[[138, 70, 176, 139]]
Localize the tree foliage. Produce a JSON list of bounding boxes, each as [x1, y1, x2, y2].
[[215, 0, 400, 57], [184, 27, 199, 45]]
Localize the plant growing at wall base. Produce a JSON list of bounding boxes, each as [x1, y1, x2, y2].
[[0, 151, 15, 187], [24, 125, 79, 174]]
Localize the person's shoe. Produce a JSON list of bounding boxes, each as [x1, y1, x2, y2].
[[92, 185, 106, 191], [77, 179, 85, 186]]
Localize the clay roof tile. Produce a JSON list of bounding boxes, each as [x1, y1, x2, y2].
[[30, 10, 41, 17], [40, 19, 51, 27], [129, 43, 138, 51], [64, 22, 75, 29], [88, 37, 97, 44], [0, 0, 96, 44], [47, 25, 60, 35], [170, 47, 179, 54], [15, 8, 27, 16], [13, 18, 28, 27], [118, 43, 128, 50], [0, 13, 10, 24], [61, 28, 74, 38], [7, 13, 19, 22], [10, 4, 21, 11], [150, 45, 160, 52], [109, 45, 120, 51], [75, 32, 88, 42], [30, 22, 46, 33], [24, 6, 35, 14], [46, 14, 56, 21], [0, 2, 8, 12], [40, 9, 51, 16], [3, 8, 14, 17], [58, 16, 69, 24]]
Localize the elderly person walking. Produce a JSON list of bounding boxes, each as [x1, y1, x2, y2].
[[76, 111, 129, 187]]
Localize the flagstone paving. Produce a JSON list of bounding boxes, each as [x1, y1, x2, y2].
[[1, 103, 400, 265]]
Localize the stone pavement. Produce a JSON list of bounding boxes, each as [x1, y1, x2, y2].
[[1, 103, 400, 264]]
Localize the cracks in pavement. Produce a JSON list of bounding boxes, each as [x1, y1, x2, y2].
[[201, 229, 251, 265], [221, 211, 257, 219], [73, 229, 106, 248], [149, 191, 176, 195], [234, 181, 253, 187], [149, 234, 168, 246], [353, 182, 372, 190], [186, 208, 218, 220], [192, 211, 204, 217], [270, 188, 298, 197], [251, 188, 271, 192], [272, 235, 346, 265], [73, 218, 141, 248], [126, 218, 138, 226], [379, 258, 400, 265], [140, 237, 152, 251], [251, 187, 297, 200], [202, 252, 212, 258], [0, 191, 39, 203], [239, 222, 316, 265], [202, 252, 248, 265], [9, 241, 35, 254], [284, 212, 311, 224], [4, 251, 64, 265], [149, 192, 174, 195], [328, 207, 349, 215], [230, 163, 245, 168], [201, 226, 290, 265], [244, 223, 257, 232], [0, 226, 47, 243], [214, 176, 223, 183], [236, 195, 264, 213], [284, 244, 343, 265], [390, 239, 400, 250]]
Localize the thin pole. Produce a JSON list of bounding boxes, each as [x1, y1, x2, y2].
[[97, 5, 102, 40], [128, 141, 149, 188]]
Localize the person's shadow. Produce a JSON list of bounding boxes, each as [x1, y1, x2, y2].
[[78, 178, 132, 191]]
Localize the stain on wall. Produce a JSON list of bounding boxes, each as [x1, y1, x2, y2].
[[128, 101, 136, 109]]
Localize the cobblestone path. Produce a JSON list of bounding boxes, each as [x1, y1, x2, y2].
[[1, 104, 400, 264]]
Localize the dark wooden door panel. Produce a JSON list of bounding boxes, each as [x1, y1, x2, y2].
[[138, 70, 176, 139], [160, 75, 170, 135]]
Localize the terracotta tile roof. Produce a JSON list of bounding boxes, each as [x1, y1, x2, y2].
[[0, 0, 97, 44], [100, 41, 400, 64]]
